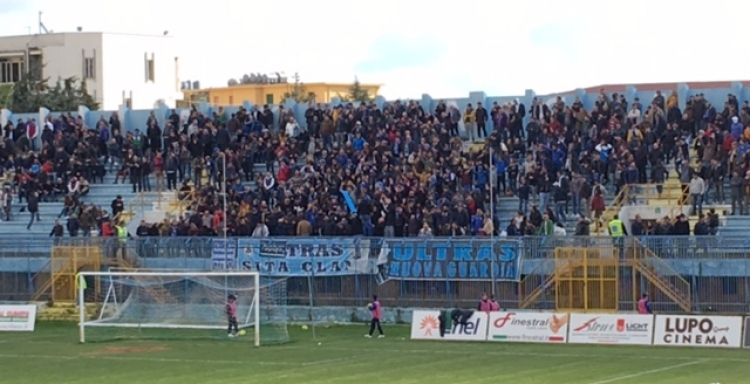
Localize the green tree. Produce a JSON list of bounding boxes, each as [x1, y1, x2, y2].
[[339, 77, 373, 103], [45, 78, 66, 111], [12, 60, 49, 113], [281, 72, 316, 104], [0, 83, 14, 110], [11, 62, 98, 113], [77, 80, 99, 110], [61, 77, 79, 111]]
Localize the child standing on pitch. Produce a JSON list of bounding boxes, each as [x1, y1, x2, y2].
[[365, 295, 385, 338], [226, 294, 238, 337]]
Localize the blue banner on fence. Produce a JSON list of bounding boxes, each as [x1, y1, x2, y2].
[[380, 239, 522, 281], [211, 239, 237, 270], [237, 238, 372, 276]]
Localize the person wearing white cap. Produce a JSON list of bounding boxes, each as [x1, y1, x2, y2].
[[730, 115, 743, 139]]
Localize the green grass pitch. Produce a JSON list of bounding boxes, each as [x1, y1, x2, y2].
[[2, 322, 749, 383]]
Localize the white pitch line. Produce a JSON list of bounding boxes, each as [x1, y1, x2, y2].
[[586, 361, 702, 384]]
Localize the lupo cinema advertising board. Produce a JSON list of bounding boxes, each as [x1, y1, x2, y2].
[[653, 315, 742, 348]]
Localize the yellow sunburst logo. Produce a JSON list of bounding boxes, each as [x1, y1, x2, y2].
[[420, 315, 440, 336]]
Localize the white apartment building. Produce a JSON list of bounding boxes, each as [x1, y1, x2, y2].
[[0, 32, 182, 111]]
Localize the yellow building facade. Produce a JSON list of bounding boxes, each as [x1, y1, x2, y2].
[[181, 82, 382, 107]]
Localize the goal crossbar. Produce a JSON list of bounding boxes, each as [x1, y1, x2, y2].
[[77, 271, 261, 346], [83, 322, 255, 330]]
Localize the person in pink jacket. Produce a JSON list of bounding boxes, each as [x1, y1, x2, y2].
[[365, 295, 385, 338], [637, 293, 652, 314], [490, 295, 501, 311], [478, 293, 493, 312]]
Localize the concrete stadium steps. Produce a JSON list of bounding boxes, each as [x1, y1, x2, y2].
[[0, 173, 165, 235], [683, 206, 731, 233], [626, 156, 748, 234], [494, 192, 617, 234], [21, 158, 296, 228], [166, 160, 304, 205], [1, 202, 111, 235], [89, 175, 168, 208], [719, 215, 750, 235], [628, 180, 684, 205], [160, 162, 274, 215], [36, 302, 99, 322]]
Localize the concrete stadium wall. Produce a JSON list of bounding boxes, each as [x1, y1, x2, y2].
[[3, 256, 750, 277], [3, 82, 748, 134]]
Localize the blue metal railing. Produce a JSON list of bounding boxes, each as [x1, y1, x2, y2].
[[1, 235, 749, 312]]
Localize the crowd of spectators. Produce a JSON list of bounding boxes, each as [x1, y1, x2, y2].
[[0, 115, 112, 232], [133, 90, 750, 239], [4, 88, 748, 239]]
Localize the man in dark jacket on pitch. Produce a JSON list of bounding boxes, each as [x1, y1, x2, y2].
[[438, 309, 474, 337]]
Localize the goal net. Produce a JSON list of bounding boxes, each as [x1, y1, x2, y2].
[[77, 270, 289, 345]]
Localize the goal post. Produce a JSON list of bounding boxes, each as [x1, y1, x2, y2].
[[77, 271, 288, 345]]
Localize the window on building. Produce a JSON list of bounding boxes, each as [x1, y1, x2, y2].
[[83, 57, 96, 79], [265, 94, 274, 105], [228, 95, 234, 105], [0, 60, 24, 84], [145, 53, 155, 82], [28, 54, 42, 78], [213, 96, 219, 105]]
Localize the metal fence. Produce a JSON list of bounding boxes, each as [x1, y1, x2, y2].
[[1, 235, 750, 313]]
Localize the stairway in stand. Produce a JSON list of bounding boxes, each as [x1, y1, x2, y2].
[[519, 242, 691, 312], [104, 251, 179, 304], [519, 259, 572, 309], [32, 246, 103, 303], [629, 239, 691, 312]]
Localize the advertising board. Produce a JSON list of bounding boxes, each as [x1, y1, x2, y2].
[[653, 315, 742, 348], [568, 314, 653, 345], [0, 305, 37, 332], [410, 310, 488, 341], [487, 312, 569, 343]]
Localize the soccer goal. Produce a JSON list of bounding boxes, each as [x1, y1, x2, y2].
[[77, 271, 289, 345]]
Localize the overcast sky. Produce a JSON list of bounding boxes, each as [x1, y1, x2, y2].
[[0, 0, 746, 99]]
